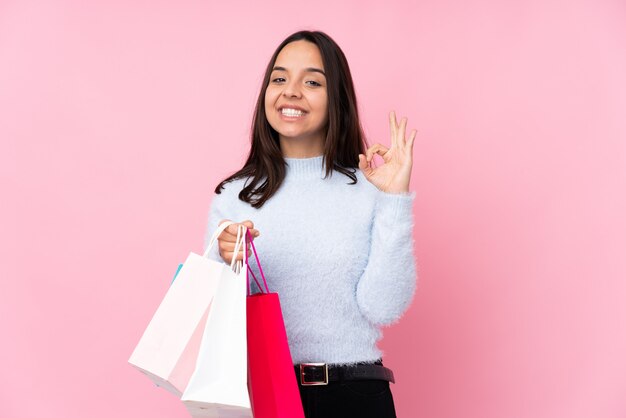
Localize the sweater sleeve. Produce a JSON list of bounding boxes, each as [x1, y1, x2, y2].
[[355, 190, 418, 326]]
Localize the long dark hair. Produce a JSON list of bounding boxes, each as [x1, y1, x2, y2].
[[214, 30, 368, 208]]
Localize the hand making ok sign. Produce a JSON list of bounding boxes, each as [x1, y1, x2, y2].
[[358, 111, 417, 194]]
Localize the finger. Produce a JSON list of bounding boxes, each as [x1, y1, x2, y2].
[[221, 250, 252, 262], [226, 226, 260, 237], [240, 221, 261, 238], [366, 143, 388, 160], [407, 129, 417, 150], [221, 225, 240, 241], [220, 238, 252, 251], [240, 220, 254, 229], [220, 232, 238, 242], [221, 225, 253, 242], [220, 240, 252, 251], [224, 223, 240, 236], [216, 220, 234, 242], [225, 222, 252, 236], [398, 117, 408, 146], [216, 219, 231, 236], [358, 153, 372, 175], [221, 231, 259, 245], [366, 144, 390, 163], [389, 111, 398, 140]]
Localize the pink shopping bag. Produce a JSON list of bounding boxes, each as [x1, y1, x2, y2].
[[245, 230, 305, 418]]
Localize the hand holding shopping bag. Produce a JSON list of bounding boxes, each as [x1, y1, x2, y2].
[[128, 221, 238, 397], [181, 223, 253, 418]]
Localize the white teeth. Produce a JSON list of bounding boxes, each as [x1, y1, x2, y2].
[[281, 108, 305, 116]]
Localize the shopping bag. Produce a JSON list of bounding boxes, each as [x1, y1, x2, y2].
[[245, 230, 305, 418], [128, 221, 235, 397], [181, 224, 252, 418]]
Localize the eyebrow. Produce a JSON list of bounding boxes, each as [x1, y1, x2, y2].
[[272, 66, 326, 77]]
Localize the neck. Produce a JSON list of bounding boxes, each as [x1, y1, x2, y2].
[[279, 133, 324, 158]]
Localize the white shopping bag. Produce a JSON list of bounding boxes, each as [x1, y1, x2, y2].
[[181, 224, 252, 418], [128, 221, 237, 397]]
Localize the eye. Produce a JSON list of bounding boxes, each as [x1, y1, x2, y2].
[[271, 77, 285, 83], [307, 80, 322, 87]]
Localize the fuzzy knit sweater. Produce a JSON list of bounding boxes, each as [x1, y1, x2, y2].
[[202, 155, 417, 366]]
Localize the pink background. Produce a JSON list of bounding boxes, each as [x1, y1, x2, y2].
[[2, 1, 625, 417]]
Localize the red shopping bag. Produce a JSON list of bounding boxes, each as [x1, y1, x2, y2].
[[245, 230, 305, 418]]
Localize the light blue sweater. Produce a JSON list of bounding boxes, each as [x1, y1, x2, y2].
[[203, 155, 417, 366]]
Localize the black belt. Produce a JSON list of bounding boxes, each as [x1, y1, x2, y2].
[[294, 360, 395, 386]]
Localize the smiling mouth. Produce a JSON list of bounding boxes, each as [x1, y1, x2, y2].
[[279, 108, 307, 117]]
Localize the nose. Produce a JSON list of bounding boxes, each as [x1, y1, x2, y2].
[[282, 79, 302, 98]]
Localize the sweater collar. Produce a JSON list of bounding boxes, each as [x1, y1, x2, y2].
[[284, 155, 326, 180]]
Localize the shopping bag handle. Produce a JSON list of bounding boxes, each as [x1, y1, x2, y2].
[[231, 223, 246, 271], [205, 220, 269, 293], [205, 221, 246, 273], [203, 220, 236, 258], [245, 229, 269, 294]]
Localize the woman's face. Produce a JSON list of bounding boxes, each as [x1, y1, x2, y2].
[[264, 40, 328, 151]]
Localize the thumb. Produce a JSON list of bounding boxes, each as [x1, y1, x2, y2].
[[240, 220, 254, 229], [358, 154, 372, 175]]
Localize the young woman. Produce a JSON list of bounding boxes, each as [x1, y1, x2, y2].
[[204, 30, 417, 418]]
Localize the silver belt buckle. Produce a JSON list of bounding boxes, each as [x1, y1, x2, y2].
[[300, 363, 328, 386]]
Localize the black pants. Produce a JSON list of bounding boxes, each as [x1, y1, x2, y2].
[[294, 360, 397, 418]]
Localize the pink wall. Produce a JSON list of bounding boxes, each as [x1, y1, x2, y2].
[[2, 1, 625, 417]]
